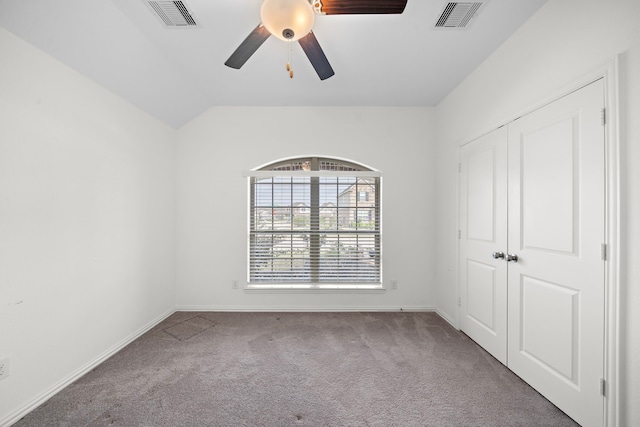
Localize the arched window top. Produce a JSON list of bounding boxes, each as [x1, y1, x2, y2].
[[258, 156, 374, 172]]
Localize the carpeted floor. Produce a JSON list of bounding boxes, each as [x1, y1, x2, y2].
[[14, 312, 579, 426]]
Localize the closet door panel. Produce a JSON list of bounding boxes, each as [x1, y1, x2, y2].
[[459, 127, 508, 365], [507, 79, 605, 427], [519, 275, 579, 381], [521, 118, 576, 253]]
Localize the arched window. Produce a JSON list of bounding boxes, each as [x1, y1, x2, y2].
[[248, 157, 381, 287]]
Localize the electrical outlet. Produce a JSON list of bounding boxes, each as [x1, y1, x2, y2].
[[0, 357, 10, 381], [390, 280, 398, 289], [232, 280, 239, 289]]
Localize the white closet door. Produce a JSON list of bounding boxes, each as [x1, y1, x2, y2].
[[507, 79, 605, 427], [459, 127, 508, 364]]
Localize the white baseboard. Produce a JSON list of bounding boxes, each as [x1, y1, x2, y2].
[[435, 307, 457, 329], [0, 308, 175, 427], [175, 305, 438, 312]]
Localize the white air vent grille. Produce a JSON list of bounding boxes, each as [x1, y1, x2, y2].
[[147, 1, 197, 27], [435, 2, 484, 28]]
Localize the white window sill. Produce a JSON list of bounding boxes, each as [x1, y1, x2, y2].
[[243, 284, 386, 294]]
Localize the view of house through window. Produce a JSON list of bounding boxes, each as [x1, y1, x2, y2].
[[249, 157, 381, 285]]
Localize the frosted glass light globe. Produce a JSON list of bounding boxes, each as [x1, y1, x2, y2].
[[260, 0, 315, 42]]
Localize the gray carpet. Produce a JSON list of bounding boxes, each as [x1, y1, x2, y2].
[[15, 312, 579, 426]]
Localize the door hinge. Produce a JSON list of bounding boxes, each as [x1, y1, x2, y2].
[[601, 108, 606, 126], [600, 378, 606, 397], [458, 230, 461, 239], [601, 243, 607, 261], [458, 297, 461, 307]]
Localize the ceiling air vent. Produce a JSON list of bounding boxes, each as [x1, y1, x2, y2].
[[435, 2, 485, 29], [146, 1, 198, 27]]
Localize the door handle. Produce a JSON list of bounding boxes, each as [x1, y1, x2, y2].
[[492, 251, 505, 260], [506, 253, 519, 263]]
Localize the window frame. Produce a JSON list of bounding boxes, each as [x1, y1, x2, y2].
[[247, 157, 382, 290]]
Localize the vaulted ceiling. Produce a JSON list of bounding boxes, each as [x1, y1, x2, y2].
[[0, 0, 546, 127]]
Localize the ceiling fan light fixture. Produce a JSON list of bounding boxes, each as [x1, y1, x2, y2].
[[260, 0, 315, 41]]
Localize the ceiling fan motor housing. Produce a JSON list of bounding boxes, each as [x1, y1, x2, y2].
[[260, 0, 315, 41]]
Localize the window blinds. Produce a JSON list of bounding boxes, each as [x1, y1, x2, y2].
[[248, 171, 381, 284]]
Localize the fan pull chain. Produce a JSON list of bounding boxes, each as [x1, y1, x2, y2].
[[286, 41, 294, 79]]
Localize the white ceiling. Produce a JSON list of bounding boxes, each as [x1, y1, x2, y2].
[[0, 0, 546, 128]]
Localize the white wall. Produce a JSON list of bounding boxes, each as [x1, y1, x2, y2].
[[4, 0, 637, 423], [434, 0, 640, 425], [0, 28, 176, 425], [176, 106, 436, 311]]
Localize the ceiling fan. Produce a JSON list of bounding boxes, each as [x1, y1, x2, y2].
[[224, 0, 408, 80]]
